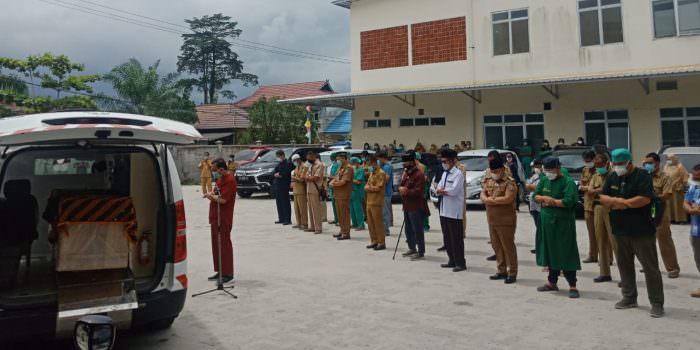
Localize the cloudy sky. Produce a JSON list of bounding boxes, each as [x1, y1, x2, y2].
[[0, 0, 350, 103]]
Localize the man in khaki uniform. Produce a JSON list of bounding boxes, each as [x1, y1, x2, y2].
[[579, 150, 598, 263], [305, 151, 326, 234], [482, 150, 511, 261], [198, 152, 213, 194], [330, 152, 354, 240], [291, 154, 308, 231], [481, 157, 519, 284], [588, 153, 615, 282], [364, 155, 387, 249], [644, 152, 680, 278]]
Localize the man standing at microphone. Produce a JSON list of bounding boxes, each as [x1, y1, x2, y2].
[[205, 158, 236, 283]]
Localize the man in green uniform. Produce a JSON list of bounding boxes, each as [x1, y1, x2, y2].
[[328, 153, 339, 225], [534, 157, 581, 299], [349, 157, 366, 230], [481, 157, 518, 284], [600, 148, 665, 318]]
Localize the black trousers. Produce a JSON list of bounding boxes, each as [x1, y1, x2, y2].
[[440, 216, 465, 267], [548, 269, 577, 287], [275, 186, 291, 223], [404, 211, 425, 254]]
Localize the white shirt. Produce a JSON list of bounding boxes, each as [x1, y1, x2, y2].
[[438, 166, 465, 219]]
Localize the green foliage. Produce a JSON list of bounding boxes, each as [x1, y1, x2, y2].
[[36, 53, 100, 98], [103, 58, 197, 124], [0, 75, 28, 95], [239, 98, 315, 144], [177, 13, 258, 104]]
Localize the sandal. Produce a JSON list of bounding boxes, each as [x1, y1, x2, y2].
[[537, 283, 559, 292], [569, 289, 580, 299]]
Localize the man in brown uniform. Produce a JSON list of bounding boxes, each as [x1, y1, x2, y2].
[[291, 154, 308, 231], [644, 152, 680, 278], [330, 152, 354, 240], [198, 152, 213, 194], [579, 150, 598, 263], [305, 151, 326, 234], [588, 153, 615, 282], [481, 157, 519, 284], [364, 155, 387, 250], [483, 150, 511, 261]]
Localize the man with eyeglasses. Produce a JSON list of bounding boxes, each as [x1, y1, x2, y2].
[[436, 148, 466, 272], [600, 148, 665, 318]]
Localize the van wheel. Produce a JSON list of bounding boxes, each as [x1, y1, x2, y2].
[[145, 317, 175, 331], [238, 191, 252, 198]]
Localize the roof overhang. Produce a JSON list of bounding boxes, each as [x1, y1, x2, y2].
[[280, 64, 700, 108], [331, 0, 353, 9]]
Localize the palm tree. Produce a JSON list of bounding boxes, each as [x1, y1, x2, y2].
[[103, 58, 196, 123]]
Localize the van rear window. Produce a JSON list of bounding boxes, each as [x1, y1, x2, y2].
[[34, 158, 95, 176]]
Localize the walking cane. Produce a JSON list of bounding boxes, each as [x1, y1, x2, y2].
[[392, 216, 407, 260]]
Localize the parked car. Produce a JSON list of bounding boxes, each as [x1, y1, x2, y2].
[[0, 112, 195, 341], [659, 146, 700, 190], [429, 149, 525, 207], [235, 147, 327, 198], [232, 146, 271, 168], [390, 152, 440, 202]]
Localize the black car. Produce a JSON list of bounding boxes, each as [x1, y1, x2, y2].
[[235, 147, 327, 198], [390, 153, 440, 202]]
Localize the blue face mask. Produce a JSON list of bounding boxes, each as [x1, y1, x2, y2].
[[596, 167, 608, 175], [643, 163, 656, 174]]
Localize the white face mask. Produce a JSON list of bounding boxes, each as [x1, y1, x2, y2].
[[545, 171, 558, 181], [584, 162, 594, 168], [491, 173, 502, 181], [442, 163, 451, 171], [534, 168, 542, 175], [614, 164, 629, 176]]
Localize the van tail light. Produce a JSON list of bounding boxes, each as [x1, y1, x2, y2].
[[174, 200, 187, 263]]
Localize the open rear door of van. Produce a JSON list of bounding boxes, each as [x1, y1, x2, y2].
[[0, 111, 201, 146]]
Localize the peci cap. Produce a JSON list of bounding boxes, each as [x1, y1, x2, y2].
[[542, 156, 561, 169], [489, 157, 504, 170], [402, 153, 415, 162], [611, 148, 632, 163]]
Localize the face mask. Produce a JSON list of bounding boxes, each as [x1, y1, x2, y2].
[[534, 168, 542, 175], [545, 171, 558, 181], [442, 163, 451, 171], [584, 162, 594, 168], [596, 167, 608, 175], [212, 171, 221, 181], [614, 164, 628, 176], [404, 164, 415, 171], [643, 163, 656, 174], [491, 173, 502, 181], [666, 160, 673, 166], [334, 160, 340, 166], [367, 166, 375, 173]]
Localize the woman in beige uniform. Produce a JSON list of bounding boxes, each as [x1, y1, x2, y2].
[[664, 154, 689, 224]]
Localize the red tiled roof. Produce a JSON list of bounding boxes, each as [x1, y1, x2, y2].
[[234, 80, 334, 109], [195, 104, 250, 130]]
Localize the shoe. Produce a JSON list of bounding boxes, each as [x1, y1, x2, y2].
[[333, 233, 341, 238], [489, 273, 507, 280], [366, 244, 378, 249], [410, 254, 425, 261], [221, 275, 234, 284], [282, 222, 292, 226], [582, 257, 598, 263], [207, 273, 219, 281], [402, 250, 417, 257], [690, 288, 700, 298], [314, 231, 322, 235], [305, 229, 315, 233], [537, 283, 559, 292], [504, 276, 517, 284], [452, 266, 467, 272], [441, 263, 456, 268], [292, 225, 300, 229], [385, 233, 390, 237], [437, 246, 446, 252], [668, 270, 680, 279], [569, 289, 580, 299], [275, 221, 283, 224], [486, 255, 497, 261], [374, 245, 386, 251], [650, 304, 665, 318], [593, 275, 612, 283], [615, 298, 638, 310], [337, 235, 350, 240], [530, 249, 536, 254]]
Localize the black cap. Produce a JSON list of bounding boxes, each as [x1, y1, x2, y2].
[[335, 152, 348, 159], [489, 158, 504, 170], [543, 156, 561, 169], [402, 153, 415, 162], [440, 148, 457, 159]]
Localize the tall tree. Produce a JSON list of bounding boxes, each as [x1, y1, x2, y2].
[[239, 98, 315, 144], [103, 58, 197, 123], [177, 13, 258, 104], [38, 53, 100, 98]]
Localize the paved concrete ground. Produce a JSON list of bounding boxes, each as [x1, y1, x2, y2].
[[112, 186, 699, 349]]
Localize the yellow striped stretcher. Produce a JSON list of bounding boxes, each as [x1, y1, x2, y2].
[[56, 195, 138, 242]]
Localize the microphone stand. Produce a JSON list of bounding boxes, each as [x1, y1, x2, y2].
[[193, 183, 237, 299]]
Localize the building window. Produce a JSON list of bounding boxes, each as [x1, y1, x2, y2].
[[660, 107, 700, 146], [492, 9, 530, 55], [364, 119, 392, 128], [578, 0, 624, 46], [656, 80, 678, 90], [399, 117, 446, 127], [584, 110, 630, 149], [483, 113, 545, 150], [652, 0, 700, 38]]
